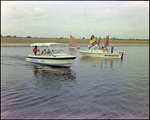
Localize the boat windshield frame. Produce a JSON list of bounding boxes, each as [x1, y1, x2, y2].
[[51, 49, 65, 54], [49, 44, 65, 54]]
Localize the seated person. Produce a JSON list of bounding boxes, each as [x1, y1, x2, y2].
[[105, 47, 108, 52], [43, 49, 46, 54], [41, 51, 44, 54], [47, 49, 51, 54], [36, 49, 41, 55]]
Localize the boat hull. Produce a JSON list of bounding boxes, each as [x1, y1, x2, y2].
[[79, 50, 124, 59], [26, 55, 76, 67]]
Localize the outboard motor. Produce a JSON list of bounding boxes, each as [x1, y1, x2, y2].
[[119, 51, 124, 59]]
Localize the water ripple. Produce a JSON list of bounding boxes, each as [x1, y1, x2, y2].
[[1, 46, 149, 119]]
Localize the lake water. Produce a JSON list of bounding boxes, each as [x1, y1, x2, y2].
[[1, 46, 149, 119]]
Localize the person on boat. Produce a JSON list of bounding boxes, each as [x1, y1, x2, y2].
[[105, 47, 108, 52], [47, 49, 51, 54], [41, 51, 44, 54], [33, 46, 37, 55], [111, 46, 114, 53], [43, 49, 46, 54], [36, 49, 41, 55], [102, 46, 104, 51]]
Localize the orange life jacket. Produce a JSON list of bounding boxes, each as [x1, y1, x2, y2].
[[47, 51, 51, 54], [33, 48, 37, 52]]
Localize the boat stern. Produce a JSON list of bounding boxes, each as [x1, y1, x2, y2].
[[119, 51, 124, 59]]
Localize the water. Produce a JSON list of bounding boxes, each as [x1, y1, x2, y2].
[[1, 46, 149, 119]]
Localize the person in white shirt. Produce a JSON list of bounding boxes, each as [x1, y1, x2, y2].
[[36, 49, 41, 55], [43, 49, 46, 54]]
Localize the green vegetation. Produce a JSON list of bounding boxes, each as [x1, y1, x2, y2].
[[1, 35, 149, 41]]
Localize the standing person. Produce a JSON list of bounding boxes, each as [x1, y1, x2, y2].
[[33, 46, 37, 55], [111, 46, 114, 53]]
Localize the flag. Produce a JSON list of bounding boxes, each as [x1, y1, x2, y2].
[[70, 35, 76, 46], [97, 37, 101, 46], [105, 35, 109, 47], [90, 34, 97, 45]]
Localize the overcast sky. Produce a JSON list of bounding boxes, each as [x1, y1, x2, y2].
[[1, 1, 149, 39]]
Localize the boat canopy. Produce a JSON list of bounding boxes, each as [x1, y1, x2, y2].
[[31, 43, 63, 47]]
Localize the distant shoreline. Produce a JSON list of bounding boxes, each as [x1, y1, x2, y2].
[[1, 37, 149, 47], [1, 43, 149, 47]]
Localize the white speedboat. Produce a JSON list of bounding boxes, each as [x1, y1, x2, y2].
[[79, 46, 124, 59], [26, 43, 77, 67]]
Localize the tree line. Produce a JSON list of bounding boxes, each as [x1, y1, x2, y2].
[[1, 35, 149, 41]]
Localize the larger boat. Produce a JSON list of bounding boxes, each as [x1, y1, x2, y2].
[[26, 43, 77, 67], [79, 48, 124, 59], [79, 35, 124, 59]]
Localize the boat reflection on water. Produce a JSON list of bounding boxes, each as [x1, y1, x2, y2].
[[28, 63, 77, 88], [80, 56, 123, 69], [33, 64, 76, 80]]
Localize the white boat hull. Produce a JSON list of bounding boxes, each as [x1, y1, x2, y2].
[[26, 55, 76, 67], [79, 50, 124, 59]]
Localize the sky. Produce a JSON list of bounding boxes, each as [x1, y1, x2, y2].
[[1, 1, 149, 39]]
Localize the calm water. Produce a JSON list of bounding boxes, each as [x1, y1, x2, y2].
[[1, 46, 149, 119]]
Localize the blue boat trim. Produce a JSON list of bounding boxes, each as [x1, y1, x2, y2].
[[26, 57, 76, 60]]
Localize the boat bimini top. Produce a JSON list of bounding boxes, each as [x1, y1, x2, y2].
[[31, 43, 63, 47], [31, 43, 65, 54]]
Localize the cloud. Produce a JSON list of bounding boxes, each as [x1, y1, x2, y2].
[[1, 2, 48, 21], [125, 27, 136, 32], [1, 1, 149, 39], [132, 1, 149, 7], [122, 10, 138, 18], [91, 9, 120, 22]]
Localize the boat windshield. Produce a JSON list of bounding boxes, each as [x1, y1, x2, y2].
[[50, 44, 65, 54], [52, 49, 65, 54]]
